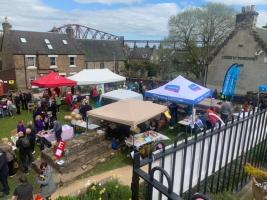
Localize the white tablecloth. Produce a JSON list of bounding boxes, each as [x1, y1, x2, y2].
[[37, 124, 74, 142], [71, 120, 100, 130]]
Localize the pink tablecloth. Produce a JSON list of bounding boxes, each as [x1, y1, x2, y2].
[[37, 125, 74, 142]]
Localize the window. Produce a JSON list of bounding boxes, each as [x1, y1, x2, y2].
[[25, 55, 36, 69], [20, 38, 27, 43], [62, 40, 68, 44], [69, 57, 76, 67], [50, 57, 57, 67], [86, 62, 91, 69], [44, 39, 50, 44], [47, 44, 53, 50], [29, 77, 36, 82], [100, 63, 105, 69]]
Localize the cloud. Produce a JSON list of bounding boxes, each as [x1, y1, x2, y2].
[[74, 0, 142, 5], [258, 10, 267, 27], [0, 0, 179, 39], [205, 0, 267, 5]]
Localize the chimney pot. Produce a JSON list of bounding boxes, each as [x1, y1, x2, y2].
[[2, 17, 12, 33]]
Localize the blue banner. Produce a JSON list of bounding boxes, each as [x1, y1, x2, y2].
[[222, 63, 243, 97]]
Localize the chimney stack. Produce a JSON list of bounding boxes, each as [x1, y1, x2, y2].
[[2, 17, 12, 33], [236, 5, 258, 28]]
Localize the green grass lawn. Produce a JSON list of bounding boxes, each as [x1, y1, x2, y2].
[[0, 110, 32, 138]]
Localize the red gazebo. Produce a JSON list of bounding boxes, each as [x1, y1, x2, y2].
[[31, 71, 77, 88]]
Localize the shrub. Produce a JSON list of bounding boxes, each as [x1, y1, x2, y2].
[[244, 163, 267, 182]]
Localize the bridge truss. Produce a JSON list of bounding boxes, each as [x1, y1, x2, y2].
[[50, 24, 120, 40]]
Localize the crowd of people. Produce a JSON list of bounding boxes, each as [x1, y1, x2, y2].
[[0, 90, 32, 117], [0, 150, 56, 199]]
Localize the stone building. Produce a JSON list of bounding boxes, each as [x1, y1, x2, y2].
[[0, 20, 84, 91], [77, 39, 126, 73], [0, 20, 126, 92], [207, 5, 267, 95], [126, 47, 155, 63]]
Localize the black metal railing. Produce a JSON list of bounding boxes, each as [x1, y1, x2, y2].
[[131, 108, 267, 200]]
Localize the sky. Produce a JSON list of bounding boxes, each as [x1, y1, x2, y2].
[[1, 0, 267, 40]]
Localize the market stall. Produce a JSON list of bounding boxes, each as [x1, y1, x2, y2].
[[125, 131, 169, 150], [10, 125, 75, 145], [32, 71, 77, 88], [68, 69, 125, 85], [145, 75, 213, 127], [100, 89, 143, 105], [145, 75, 212, 105], [88, 99, 169, 149], [36, 124, 74, 142], [88, 99, 167, 127]]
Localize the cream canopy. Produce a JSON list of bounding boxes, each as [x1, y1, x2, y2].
[[88, 99, 168, 127]]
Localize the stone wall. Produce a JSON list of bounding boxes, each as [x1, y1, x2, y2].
[[41, 132, 116, 175], [86, 61, 125, 73], [207, 28, 267, 95]]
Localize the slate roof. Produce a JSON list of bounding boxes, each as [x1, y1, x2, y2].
[[2, 30, 83, 55], [128, 47, 154, 60], [76, 39, 126, 62]]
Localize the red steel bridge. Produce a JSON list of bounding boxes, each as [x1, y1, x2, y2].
[[50, 24, 181, 47]]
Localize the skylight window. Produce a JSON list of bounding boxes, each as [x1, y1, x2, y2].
[[47, 44, 53, 50], [20, 38, 27, 43], [62, 40, 68, 45], [44, 39, 50, 44]]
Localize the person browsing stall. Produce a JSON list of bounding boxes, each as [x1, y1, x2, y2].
[[35, 115, 45, 133], [52, 120, 62, 142], [17, 120, 26, 134], [16, 131, 33, 174], [12, 176, 33, 200], [37, 162, 57, 200]]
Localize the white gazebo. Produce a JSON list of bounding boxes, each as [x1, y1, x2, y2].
[[68, 69, 126, 85]]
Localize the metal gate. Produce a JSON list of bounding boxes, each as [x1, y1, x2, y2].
[[131, 109, 267, 199]]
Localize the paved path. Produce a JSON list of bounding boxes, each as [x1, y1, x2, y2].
[[52, 165, 137, 199]]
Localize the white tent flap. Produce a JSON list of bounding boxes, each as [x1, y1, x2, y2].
[[101, 89, 143, 101]]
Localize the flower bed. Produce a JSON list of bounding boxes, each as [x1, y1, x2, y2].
[[57, 179, 131, 200]]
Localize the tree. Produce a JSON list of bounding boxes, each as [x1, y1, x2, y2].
[[168, 3, 235, 84]]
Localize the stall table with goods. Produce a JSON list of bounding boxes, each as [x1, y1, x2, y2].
[[36, 124, 74, 142], [71, 120, 100, 130], [65, 111, 100, 132], [125, 130, 169, 150]]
